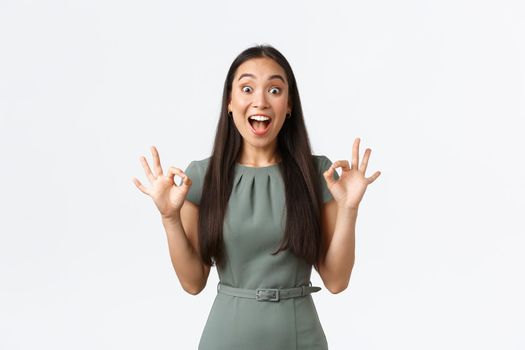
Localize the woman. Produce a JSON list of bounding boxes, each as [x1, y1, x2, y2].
[[133, 44, 381, 349]]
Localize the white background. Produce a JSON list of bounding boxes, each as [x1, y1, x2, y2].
[[1, 0, 524, 349]]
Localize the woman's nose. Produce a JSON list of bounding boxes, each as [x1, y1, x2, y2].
[[252, 89, 269, 108]]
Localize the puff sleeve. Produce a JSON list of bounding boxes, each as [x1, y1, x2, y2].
[[183, 160, 204, 205], [316, 155, 340, 204]]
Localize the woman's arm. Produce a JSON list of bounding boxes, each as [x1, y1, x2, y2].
[[318, 138, 380, 293], [162, 201, 211, 295], [318, 199, 356, 294]]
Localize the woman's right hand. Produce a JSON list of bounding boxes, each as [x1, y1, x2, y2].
[[132, 146, 192, 220]]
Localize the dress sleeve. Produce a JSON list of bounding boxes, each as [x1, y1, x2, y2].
[[316, 155, 340, 204], [184, 160, 204, 205]]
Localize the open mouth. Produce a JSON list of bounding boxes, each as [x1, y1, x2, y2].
[[248, 115, 272, 135]]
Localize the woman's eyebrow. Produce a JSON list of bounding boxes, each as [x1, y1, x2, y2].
[[238, 73, 285, 83]]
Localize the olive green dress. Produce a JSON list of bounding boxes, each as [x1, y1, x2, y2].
[[183, 155, 339, 350]]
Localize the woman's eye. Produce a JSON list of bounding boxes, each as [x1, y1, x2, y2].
[[241, 86, 281, 94]]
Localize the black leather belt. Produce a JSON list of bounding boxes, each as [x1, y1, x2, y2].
[[216, 282, 321, 302]]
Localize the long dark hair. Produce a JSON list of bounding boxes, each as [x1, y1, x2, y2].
[[199, 44, 326, 272]]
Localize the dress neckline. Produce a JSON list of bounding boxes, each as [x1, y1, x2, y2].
[[235, 162, 281, 169]]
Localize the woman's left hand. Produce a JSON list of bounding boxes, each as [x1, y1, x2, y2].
[[323, 138, 381, 210]]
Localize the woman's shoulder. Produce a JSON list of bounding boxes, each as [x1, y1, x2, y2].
[[312, 154, 333, 172], [184, 156, 211, 206], [184, 156, 212, 182], [185, 156, 211, 173], [312, 154, 330, 162], [312, 154, 338, 203], [189, 156, 212, 166]]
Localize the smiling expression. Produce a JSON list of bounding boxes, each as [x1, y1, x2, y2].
[[228, 57, 292, 147]]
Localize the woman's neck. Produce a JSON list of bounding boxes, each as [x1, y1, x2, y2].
[[237, 142, 281, 167]]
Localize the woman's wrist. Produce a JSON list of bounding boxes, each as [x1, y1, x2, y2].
[[161, 212, 181, 224]]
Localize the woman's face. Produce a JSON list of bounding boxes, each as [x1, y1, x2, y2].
[[228, 57, 291, 149]]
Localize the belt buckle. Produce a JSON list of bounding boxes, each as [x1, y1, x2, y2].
[[256, 288, 280, 302]]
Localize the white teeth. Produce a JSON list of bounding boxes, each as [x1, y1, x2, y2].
[[249, 115, 271, 121]]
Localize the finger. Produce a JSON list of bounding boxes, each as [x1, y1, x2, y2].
[[332, 160, 351, 171], [167, 167, 193, 188], [323, 165, 338, 187], [323, 161, 349, 187], [140, 155, 156, 183], [151, 145, 164, 177], [360, 148, 371, 174], [366, 170, 381, 184], [351, 138, 360, 170], [132, 177, 150, 196]]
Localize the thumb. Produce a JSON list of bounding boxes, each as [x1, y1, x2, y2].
[[323, 165, 338, 188], [167, 167, 193, 187]]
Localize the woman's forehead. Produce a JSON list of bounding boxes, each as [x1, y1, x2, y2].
[[234, 58, 287, 82]]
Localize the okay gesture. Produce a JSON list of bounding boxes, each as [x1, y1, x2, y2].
[[323, 138, 381, 210]]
